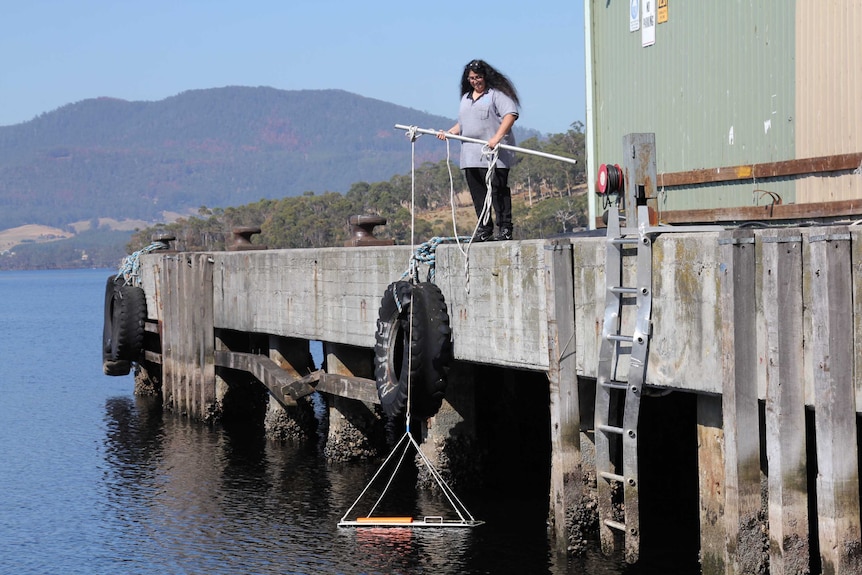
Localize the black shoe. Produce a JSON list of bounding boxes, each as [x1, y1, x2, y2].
[[474, 229, 494, 242], [493, 228, 513, 241]]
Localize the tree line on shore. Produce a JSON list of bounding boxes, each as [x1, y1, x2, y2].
[[128, 122, 589, 252]]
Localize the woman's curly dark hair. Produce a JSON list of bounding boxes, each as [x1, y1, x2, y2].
[[459, 59, 520, 106]]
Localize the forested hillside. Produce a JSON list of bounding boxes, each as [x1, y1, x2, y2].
[[1, 86, 535, 230]]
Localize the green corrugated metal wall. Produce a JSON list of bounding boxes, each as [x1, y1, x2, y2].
[[589, 1, 797, 211]]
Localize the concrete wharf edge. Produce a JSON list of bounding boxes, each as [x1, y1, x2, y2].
[[140, 230, 862, 408]]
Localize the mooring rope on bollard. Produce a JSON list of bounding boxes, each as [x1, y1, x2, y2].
[[115, 241, 170, 286], [401, 236, 471, 283]]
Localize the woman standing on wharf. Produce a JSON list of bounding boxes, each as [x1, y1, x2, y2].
[[438, 59, 520, 242]]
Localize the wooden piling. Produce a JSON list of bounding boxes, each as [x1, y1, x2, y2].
[[161, 254, 215, 418], [719, 229, 766, 575], [761, 229, 810, 574], [322, 342, 383, 461], [807, 227, 862, 575], [544, 240, 582, 553], [421, 361, 479, 491], [263, 335, 316, 440], [697, 394, 727, 575]]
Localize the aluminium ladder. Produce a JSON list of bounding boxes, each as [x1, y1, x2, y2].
[[594, 202, 723, 563], [594, 203, 655, 564]]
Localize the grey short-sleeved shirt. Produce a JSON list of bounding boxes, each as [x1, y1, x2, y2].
[[458, 88, 519, 168]]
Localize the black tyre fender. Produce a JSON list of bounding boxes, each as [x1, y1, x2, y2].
[[103, 359, 131, 377], [102, 275, 119, 365], [374, 281, 452, 419], [102, 275, 147, 367]]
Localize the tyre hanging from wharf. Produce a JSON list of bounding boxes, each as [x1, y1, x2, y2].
[[373, 281, 452, 419], [102, 275, 147, 376]]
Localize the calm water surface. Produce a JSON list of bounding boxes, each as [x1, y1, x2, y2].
[[0, 269, 635, 575]]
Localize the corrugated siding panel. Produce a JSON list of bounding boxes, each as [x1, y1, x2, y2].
[[796, 0, 862, 203], [590, 1, 797, 212]]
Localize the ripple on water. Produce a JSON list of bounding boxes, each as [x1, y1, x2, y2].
[[0, 270, 639, 575]]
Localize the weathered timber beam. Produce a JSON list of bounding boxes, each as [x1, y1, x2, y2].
[[657, 199, 862, 225], [213, 349, 319, 405], [161, 253, 214, 419], [316, 373, 380, 405], [697, 396, 726, 575], [808, 228, 862, 572], [543, 240, 582, 555], [657, 152, 862, 187], [211, 349, 380, 406], [719, 229, 766, 575], [762, 229, 810, 572], [594, 199, 862, 227], [143, 350, 162, 364]]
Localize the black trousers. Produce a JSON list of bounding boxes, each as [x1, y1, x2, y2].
[[463, 167, 512, 234]]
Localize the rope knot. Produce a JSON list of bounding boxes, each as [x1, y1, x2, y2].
[[405, 125, 421, 143]]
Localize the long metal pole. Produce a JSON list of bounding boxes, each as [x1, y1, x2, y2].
[[394, 124, 578, 166], [584, 0, 597, 229]]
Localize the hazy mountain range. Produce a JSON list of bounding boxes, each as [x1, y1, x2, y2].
[[0, 86, 539, 233]]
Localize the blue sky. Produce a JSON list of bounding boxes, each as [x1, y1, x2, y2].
[[0, 0, 586, 135]]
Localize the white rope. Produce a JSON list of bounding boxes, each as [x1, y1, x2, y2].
[[365, 434, 414, 517], [447, 140, 461, 241], [478, 144, 499, 232], [444, 138, 474, 294], [441, 138, 500, 294], [410, 433, 477, 523], [338, 126, 481, 527], [339, 432, 411, 522], [406, 135, 418, 427], [339, 425, 479, 525]]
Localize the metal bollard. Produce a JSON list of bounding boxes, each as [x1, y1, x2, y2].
[[344, 215, 395, 247], [227, 226, 268, 251], [152, 234, 177, 253]]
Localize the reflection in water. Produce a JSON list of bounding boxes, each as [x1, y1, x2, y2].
[[98, 397, 595, 575], [349, 527, 473, 575], [1, 269, 633, 574]]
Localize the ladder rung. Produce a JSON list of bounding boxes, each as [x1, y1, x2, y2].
[[598, 424, 624, 436], [607, 334, 634, 343], [610, 237, 638, 245], [610, 286, 639, 294], [600, 379, 628, 390], [604, 519, 627, 532], [599, 471, 626, 483]]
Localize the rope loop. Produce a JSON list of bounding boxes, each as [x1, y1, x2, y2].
[[480, 144, 499, 162]]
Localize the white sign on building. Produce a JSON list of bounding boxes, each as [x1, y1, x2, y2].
[[642, 0, 656, 46]]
